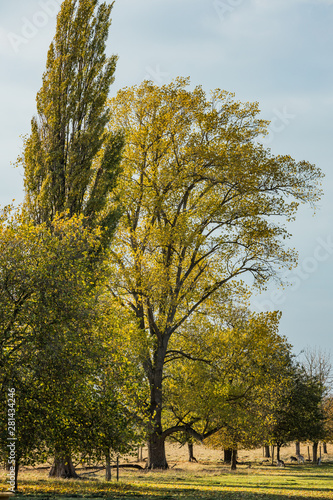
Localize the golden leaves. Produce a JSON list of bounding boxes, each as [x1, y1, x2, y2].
[[108, 78, 323, 336]]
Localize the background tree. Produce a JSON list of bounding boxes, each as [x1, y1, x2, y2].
[[164, 305, 293, 470], [168, 433, 199, 463], [267, 367, 325, 463], [301, 347, 332, 394], [300, 346, 332, 460], [107, 77, 323, 468], [323, 396, 333, 450]]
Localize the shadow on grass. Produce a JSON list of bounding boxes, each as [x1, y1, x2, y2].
[[4, 464, 333, 500], [10, 486, 333, 500]]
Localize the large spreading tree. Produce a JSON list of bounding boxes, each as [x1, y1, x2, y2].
[[107, 77, 323, 468]]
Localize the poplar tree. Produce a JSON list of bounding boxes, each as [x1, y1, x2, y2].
[[18, 0, 122, 478], [22, 0, 123, 245]]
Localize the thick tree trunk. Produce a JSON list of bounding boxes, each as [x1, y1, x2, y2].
[[312, 442, 318, 464], [224, 448, 232, 464], [49, 455, 79, 478], [188, 442, 197, 462], [147, 431, 167, 469], [231, 449, 237, 470], [271, 445, 275, 466], [295, 441, 300, 456], [105, 451, 111, 481], [264, 445, 270, 458], [323, 442, 328, 454], [146, 336, 169, 469]]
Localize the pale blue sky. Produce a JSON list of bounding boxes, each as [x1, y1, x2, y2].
[[0, 0, 332, 354]]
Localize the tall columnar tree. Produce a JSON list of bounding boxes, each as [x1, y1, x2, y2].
[[17, 0, 123, 478], [21, 0, 123, 244], [108, 77, 323, 468]]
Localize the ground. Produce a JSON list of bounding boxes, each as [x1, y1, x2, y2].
[[1, 442, 333, 499]]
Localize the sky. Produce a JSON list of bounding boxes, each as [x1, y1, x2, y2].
[[0, 0, 332, 355]]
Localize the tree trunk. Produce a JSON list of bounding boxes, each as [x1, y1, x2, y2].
[[295, 441, 300, 456], [14, 459, 19, 492], [264, 445, 270, 458], [105, 451, 111, 481], [137, 446, 143, 462], [271, 445, 275, 466], [323, 442, 328, 454], [146, 337, 169, 469], [231, 449, 237, 470], [188, 442, 196, 462], [312, 442, 318, 464], [147, 431, 167, 469], [276, 445, 281, 462], [49, 454, 79, 478], [224, 448, 232, 464]]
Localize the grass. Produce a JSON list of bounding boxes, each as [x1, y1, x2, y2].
[[2, 462, 333, 500]]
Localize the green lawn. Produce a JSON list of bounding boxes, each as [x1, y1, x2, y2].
[[1, 463, 333, 500]]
